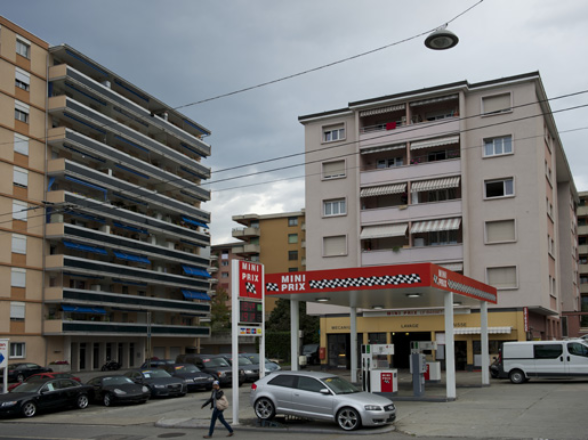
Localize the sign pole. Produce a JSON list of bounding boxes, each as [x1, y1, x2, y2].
[[231, 260, 240, 425], [0, 339, 9, 394]]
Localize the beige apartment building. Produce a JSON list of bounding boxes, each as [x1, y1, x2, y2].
[[299, 72, 580, 369], [0, 17, 213, 371]]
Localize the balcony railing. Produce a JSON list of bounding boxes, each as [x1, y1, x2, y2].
[[362, 243, 463, 266], [44, 319, 210, 337], [232, 227, 260, 238]]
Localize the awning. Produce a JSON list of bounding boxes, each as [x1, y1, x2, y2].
[[453, 326, 512, 335], [61, 305, 106, 315], [360, 223, 408, 239], [410, 135, 460, 150], [113, 250, 151, 264], [440, 263, 464, 272], [359, 104, 405, 117], [182, 216, 209, 229], [361, 143, 406, 155], [409, 94, 458, 107], [63, 240, 108, 255], [182, 265, 211, 278], [360, 183, 406, 198], [411, 218, 461, 234], [411, 177, 460, 193], [113, 221, 148, 235], [182, 290, 211, 301]]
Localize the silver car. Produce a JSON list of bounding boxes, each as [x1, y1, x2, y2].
[[250, 371, 396, 431]]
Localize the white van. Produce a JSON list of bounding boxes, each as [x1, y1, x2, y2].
[[498, 340, 588, 384]]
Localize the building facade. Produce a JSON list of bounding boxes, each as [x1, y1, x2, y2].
[[1, 17, 213, 371], [299, 72, 580, 369]]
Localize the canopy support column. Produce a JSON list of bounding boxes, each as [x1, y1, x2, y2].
[[291, 300, 299, 371], [481, 301, 490, 385], [444, 291, 456, 399], [350, 307, 358, 383]]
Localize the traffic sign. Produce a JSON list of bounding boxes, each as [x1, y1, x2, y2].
[[0, 340, 8, 369]]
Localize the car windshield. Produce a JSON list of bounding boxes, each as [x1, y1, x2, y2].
[[303, 344, 319, 354], [176, 364, 200, 373], [141, 369, 171, 378], [243, 354, 259, 363], [322, 376, 360, 394], [103, 376, 134, 385], [11, 381, 44, 393], [203, 358, 230, 367]]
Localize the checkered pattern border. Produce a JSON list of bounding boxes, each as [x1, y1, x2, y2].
[[309, 274, 421, 290], [448, 279, 496, 302], [266, 283, 279, 292], [245, 282, 257, 294]]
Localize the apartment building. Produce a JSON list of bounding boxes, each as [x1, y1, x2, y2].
[[299, 72, 580, 369], [232, 211, 306, 312], [0, 17, 213, 371], [210, 242, 243, 296]]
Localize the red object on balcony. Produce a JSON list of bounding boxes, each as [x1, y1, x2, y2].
[[385, 122, 397, 130]]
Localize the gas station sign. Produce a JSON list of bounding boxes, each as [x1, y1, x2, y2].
[[238, 261, 263, 300]]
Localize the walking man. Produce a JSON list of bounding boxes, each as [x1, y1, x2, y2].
[[201, 380, 234, 438]]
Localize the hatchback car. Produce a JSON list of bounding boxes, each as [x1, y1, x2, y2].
[[87, 375, 151, 406], [124, 368, 187, 398], [250, 371, 396, 431], [0, 378, 91, 418]]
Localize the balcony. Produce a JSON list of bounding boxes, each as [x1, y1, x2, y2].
[[45, 287, 210, 315], [232, 227, 260, 238], [233, 244, 261, 255], [44, 319, 210, 337], [361, 158, 461, 187], [580, 284, 588, 294], [580, 245, 588, 256], [361, 199, 462, 224], [578, 205, 588, 217], [578, 225, 588, 236], [362, 244, 463, 266]]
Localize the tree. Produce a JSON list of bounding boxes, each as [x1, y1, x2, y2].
[[266, 298, 319, 345], [209, 287, 231, 333]]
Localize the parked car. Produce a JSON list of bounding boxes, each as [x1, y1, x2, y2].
[[0, 363, 52, 384], [86, 375, 151, 406], [7, 372, 81, 392], [176, 354, 242, 386], [240, 353, 281, 374], [250, 371, 396, 431], [124, 368, 187, 398], [140, 358, 176, 369], [218, 354, 259, 382], [161, 363, 215, 391], [0, 378, 91, 418], [302, 344, 320, 366]]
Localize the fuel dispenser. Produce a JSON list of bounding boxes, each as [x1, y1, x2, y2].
[[409, 341, 439, 397], [361, 344, 397, 394]]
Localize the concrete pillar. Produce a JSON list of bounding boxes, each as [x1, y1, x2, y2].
[[350, 308, 357, 383], [291, 300, 299, 371], [481, 301, 490, 385], [444, 291, 456, 399]]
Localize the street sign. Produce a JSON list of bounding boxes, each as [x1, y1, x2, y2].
[[238, 261, 263, 300], [0, 340, 8, 369]]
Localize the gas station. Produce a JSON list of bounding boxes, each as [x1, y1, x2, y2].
[[230, 261, 497, 423]]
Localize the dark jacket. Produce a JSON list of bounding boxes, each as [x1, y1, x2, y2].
[[202, 389, 225, 410]]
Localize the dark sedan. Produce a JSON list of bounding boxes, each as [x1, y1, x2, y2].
[[161, 364, 215, 391], [220, 355, 259, 383], [86, 375, 151, 406], [0, 378, 91, 418], [140, 358, 176, 369], [0, 363, 52, 383], [7, 372, 81, 392], [124, 368, 187, 398]]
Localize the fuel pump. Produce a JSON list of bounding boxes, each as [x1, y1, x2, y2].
[[409, 341, 438, 397], [361, 344, 397, 394]]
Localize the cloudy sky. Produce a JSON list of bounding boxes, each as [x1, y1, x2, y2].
[[3, 0, 588, 244]]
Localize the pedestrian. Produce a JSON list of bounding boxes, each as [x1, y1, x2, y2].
[[201, 380, 234, 438]]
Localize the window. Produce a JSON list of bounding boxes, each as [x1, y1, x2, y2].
[[482, 93, 511, 115], [485, 178, 514, 198], [13, 200, 28, 221], [11, 268, 26, 287], [14, 133, 29, 156], [10, 301, 25, 321], [288, 250, 298, 261], [485, 220, 515, 243], [298, 377, 325, 393], [568, 342, 588, 357], [221, 260, 229, 267], [324, 198, 346, 217], [12, 234, 27, 254], [377, 157, 403, 168], [15, 101, 29, 123], [268, 374, 296, 388], [13, 167, 28, 187], [288, 267, 298, 272], [323, 235, 347, 257], [323, 125, 345, 142], [484, 136, 512, 157], [533, 344, 563, 359], [288, 217, 298, 227], [10, 342, 25, 358], [288, 233, 298, 244], [427, 230, 458, 246], [487, 266, 517, 289], [221, 272, 229, 278], [15, 68, 30, 91], [16, 37, 31, 58], [322, 160, 346, 179]]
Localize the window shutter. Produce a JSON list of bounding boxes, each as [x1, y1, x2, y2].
[[10, 302, 26, 319], [487, 267, 517, 288], [11, 268, 26, 287], [323, 236, 346, 256], [483, 94, 511, 114], [322, 160, 345, 179], [486, 220, 515, 243], [14, 134, 29, 155]]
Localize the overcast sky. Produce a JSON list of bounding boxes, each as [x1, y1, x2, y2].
[[3, 0, 588, 244]]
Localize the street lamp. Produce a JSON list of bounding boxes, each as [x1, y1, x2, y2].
[[425, 25, 459, 50]]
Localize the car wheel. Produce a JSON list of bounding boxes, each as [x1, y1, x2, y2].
[[337, 407, 361, 431], [21, 401, 37, 418], [76, 394, 89, 409], [103, 392, 113, 407], [254, 398, 276, 420], [509, 369, 525, 384], [16, 374, 25, 383]]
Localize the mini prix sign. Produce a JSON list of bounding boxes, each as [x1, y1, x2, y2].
[[238, 261, 263, 300]]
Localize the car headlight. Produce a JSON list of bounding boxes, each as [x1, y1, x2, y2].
[[217, 372, 226, 377], [364, 405, 383, 411], [1, 401, 17, 407], [244, 370, 254, 374], [154, 384, 166, 389], [142, 386, 150, 393], [113, 388, 127, 395], [207, 377, 214, 381]]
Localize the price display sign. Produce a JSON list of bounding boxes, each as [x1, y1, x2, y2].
[[239, 301, 263, 324]]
